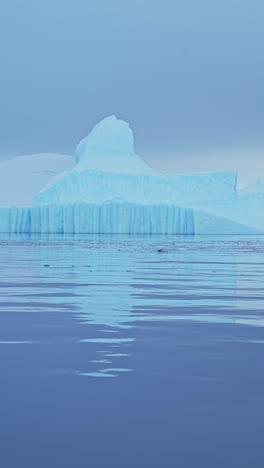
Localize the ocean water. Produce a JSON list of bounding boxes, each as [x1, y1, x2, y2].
[[0, 234, 264, 468]]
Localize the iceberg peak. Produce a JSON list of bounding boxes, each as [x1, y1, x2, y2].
[[74, 115, 154, 174]]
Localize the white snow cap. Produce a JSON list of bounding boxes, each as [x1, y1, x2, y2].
[[74, 115, 155, 174]]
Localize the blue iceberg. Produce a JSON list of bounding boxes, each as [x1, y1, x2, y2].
[[0, 115, 263, 234]]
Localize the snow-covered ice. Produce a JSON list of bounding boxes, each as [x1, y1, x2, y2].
[[0, 115, 263, 234], [75, 115, 154, 174], [0, 153, 74, 206]]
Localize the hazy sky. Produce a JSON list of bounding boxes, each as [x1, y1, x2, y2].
[[0, 0, 264, 184]]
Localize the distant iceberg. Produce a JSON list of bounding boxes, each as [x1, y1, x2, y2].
[[239, 177, 264, 194], [0, 115, 263, 234]]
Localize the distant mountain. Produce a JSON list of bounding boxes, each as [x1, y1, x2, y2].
[[0, 153, 74, 206]]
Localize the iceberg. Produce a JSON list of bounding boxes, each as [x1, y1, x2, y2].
[[34, 116, 237, 206], [0, 115, 263, 234]]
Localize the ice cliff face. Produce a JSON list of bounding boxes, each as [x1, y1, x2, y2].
[[34, 169, 237, 206], [0, 115, 263, 234]]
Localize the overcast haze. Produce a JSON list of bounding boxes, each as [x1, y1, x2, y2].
[[0, 0, 264, 185]]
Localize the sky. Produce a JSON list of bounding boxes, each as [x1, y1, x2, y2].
[[0, 0, 264, 185]]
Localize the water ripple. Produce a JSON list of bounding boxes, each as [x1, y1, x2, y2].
[[1, 234, 264, 377]]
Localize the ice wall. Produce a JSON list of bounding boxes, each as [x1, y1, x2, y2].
[[0, 204, 194, 235], [35, 170, 237, 206], [0, 203, 260, 235]]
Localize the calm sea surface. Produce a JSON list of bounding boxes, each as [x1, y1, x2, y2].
[[0, 235, 264, 468]]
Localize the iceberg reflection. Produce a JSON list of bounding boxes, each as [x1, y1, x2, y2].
[[1, 234, 264, 378]]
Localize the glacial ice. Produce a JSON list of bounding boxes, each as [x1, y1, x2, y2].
[[75, 115, 154, 174], [0, 115, 263, 234], [35, 116, 237, 206]]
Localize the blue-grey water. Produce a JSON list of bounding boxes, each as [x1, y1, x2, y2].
[[1, 235, 264, 468]]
